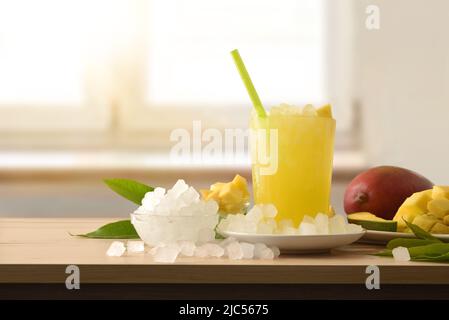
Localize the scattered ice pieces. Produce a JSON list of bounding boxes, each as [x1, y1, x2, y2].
[[240, 242, 255, 259], [392, 246, 411, 262], [254, 243, 275, 259], [179, 241, 196, 257], [153, 243, 181, 263], [194, 244, 209, 258], [204, 243, 225, 257], [106, 241, 126, 257], [226, 241, 244, 260], [126, 240, 145, 253], [270, 246, 281, 258], [109, 237, 278, 263]]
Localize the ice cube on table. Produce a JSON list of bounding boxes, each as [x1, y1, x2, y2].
[[106, 241, 126, 257], [240, 242, 255, 259], [126, 240, 145, 253], [226, 242, 244, 260], [254, 243, 274, 260], [179, 241, 196, 257], [270, 246, 281, 258], [392, 246, 411, 262], [204, 243, 225, 257], [315, 213, 329, 234], [153, 243, 180, 263], [194, 244, 209, 258], [253, 243, 268, 259], [298, 222, 317, 235], [198, 228, 215, 243], [148, 242, 166, 256], [219, 237, 237, 248]]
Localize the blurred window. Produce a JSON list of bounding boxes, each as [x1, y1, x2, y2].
[[0, 0, 353, 135]]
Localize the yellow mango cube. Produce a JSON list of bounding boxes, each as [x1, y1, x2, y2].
[[231, 174, 250, 199], [432, 186, 449, 199], [412, 214, 438, 232], [427, 198, 449, 219], [444, 215, 449, 226], [316, 104, 332, 118], [402, 189, 432, 210], [430, 222, 449, 234], [394, 205, 426, 231]]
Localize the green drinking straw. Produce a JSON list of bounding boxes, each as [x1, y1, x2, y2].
[[230, 49, 267, 118]]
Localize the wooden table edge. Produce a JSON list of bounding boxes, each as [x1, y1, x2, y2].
[[1, 263, 448, 285]]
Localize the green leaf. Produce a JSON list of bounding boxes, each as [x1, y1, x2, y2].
[[413, 252, 449, 262], [104, 178, 153, 205], [408, 243, 449, 258], [374, 249, 393, 257], [404, 219, 442, 242], [386, 238, 440, 250], [75, 220, 140, 239], [374, 243, 449, 262]]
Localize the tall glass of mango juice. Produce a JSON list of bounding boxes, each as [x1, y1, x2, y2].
[[250, 104, 335, 226]]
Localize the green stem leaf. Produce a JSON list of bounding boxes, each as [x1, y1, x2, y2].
[[104, 178, 154, 205], [386, 238, 440, 250], [404, 219, 442, 241], [74, 220, 140, 239]]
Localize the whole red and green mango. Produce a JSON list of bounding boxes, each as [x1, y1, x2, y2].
[[344, 166, 433, 220]]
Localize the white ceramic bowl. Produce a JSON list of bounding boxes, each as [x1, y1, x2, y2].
[[130, 213, 219, 246]]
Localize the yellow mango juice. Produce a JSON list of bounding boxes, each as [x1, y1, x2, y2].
[[250, 108, 335, 226]]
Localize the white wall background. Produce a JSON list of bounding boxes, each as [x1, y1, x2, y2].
[[354, 0, 449, 183]]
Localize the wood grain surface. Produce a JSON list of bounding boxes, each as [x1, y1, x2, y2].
[[1, 218, 448, 285]]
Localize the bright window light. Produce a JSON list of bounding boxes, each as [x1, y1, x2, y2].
[[0, 0, 125, 107], [146, 0, 326, 108]]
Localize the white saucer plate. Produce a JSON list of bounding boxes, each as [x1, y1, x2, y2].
[[220, 230, 366, 254]]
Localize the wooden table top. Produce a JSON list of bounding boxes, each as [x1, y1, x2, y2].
[[1, 218, 448, 285]]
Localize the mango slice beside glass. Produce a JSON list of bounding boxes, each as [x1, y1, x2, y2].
[[201, 174, 250, 215]]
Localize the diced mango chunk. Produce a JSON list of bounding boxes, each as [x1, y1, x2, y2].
[[201, 174, 250, 214], [431, 222, 449, 234], [427, 198, 449, 219], [402, 190, 433, 210], [411, 214, 438, 232], [432, 185, 449, 199], [316, 104, 332, 118], [394, 205, 427, 231], [328, 205, 336, 217]]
